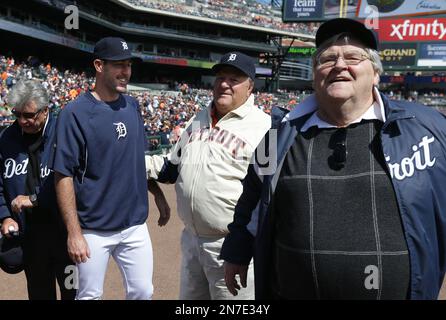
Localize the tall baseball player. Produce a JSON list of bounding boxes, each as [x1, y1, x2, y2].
[[51, 37, 170, 300], [146, 52, 271, 299]]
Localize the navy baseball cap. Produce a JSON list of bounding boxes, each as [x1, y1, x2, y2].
[[316, 18, 378, 50], [0, 236, 24, 274], [93, 37, 137, 61], [212, 52, 256, 80]]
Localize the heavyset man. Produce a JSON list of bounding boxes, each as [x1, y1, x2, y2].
[[221, 18, 446, 300], [146, 52, 271, 299]]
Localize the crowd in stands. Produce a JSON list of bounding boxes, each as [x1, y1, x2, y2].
[[386, 89, 446, 115], [124, 0, 320, 35], [2, 54, 445, 148], [0, 55, 95, 126], [0, 55, 306, 143]]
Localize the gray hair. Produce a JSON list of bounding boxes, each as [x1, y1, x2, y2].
[[7, 80, 49, 111], [312, 33, 383, 76]]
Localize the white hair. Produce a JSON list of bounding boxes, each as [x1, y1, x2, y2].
[[7, 80, 48, 111]]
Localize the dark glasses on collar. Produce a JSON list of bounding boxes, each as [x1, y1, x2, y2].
[[329, 128, 347, 170]]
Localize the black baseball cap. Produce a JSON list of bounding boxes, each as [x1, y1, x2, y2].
[[0, 236, 24, 274], [316, 18, 378, 50], [212, 52, 256, 80], [93, 37, 139, 61]]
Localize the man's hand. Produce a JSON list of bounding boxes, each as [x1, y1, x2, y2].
[[67, 232, 91, 264], [224, 261, 249, 296], [10, 195, 33, 214], [0, 218, 19, 238], [148, 179, 171, 227], [154, 192, 171, 226]]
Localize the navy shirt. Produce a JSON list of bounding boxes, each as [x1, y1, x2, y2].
[[51, 92, 148, 231]]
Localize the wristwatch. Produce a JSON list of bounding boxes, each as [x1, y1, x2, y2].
[[29, 194, 38, 207]]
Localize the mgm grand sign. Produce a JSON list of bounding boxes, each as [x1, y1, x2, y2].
[[379, 43, 417, 67]]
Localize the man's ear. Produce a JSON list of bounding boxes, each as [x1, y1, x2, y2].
[[247, 79, 254, 96], [93, 59, 104, 73], [373, 72, 380, 86]]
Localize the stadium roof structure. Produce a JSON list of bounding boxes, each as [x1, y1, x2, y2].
[[77, 10, 277, 52], [111, 0, 315, 42]]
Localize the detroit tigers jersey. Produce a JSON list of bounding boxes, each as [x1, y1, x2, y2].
[[146, 94, 271, 237], [51, 91, 148, 231]]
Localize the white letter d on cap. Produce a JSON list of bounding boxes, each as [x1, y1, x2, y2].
[[228, 54, 237, 61]]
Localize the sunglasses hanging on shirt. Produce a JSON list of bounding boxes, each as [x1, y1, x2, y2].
[[328, 128, 347, 170]]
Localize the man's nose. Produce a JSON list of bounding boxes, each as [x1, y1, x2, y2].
[[333, 56, 349, 69], [218, 78, 231, 88]]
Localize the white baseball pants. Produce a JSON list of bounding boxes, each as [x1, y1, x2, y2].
[[179, 228, 255, 300], [75, 223, 153, 300]]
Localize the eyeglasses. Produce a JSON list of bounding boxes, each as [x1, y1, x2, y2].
[[317, 51, 370, 69], [329, 128, 347, 170], [11, 108, 43, 119]]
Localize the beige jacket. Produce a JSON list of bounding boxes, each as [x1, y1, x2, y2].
[[146, 95, 271, 237]]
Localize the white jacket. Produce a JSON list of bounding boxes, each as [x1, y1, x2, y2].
[[146, 95, 271, 237]]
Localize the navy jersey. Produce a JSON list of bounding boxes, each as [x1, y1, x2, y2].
[[0, 115, 59, 228], [51, 92, 148, 231]]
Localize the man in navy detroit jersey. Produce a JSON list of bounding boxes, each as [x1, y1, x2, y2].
[[52, 37, 170, 300]]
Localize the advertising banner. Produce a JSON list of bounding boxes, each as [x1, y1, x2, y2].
[[324, 0, 359, 19], [283, 0, 325, 21], [357, 0, 446, 18], [287, 47, 317, 58], [380, 75, 446, 83], [417, 43, 446, 67], [379, 43, 417, 66], [375, 17, 446, 42], [283, 0, 359, 21]]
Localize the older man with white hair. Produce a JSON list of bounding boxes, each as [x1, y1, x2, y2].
[[221, 18, 446, 300], [0, 79, 75, 300]]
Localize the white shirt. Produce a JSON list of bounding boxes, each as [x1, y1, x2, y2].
[[283, 87, 387, 132], [301, 101, 385, 132]]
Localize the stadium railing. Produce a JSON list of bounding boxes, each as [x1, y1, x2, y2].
[[146, 135, 172, 155]]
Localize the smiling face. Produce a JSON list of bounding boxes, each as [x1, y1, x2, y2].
[[94, 59, 132, 100], [313, 40, 379, 108], [213, 66, 253, 117]]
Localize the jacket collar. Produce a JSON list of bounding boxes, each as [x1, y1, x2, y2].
[[380, 92, 416, 123], [230, 94, 255, 118], [282, 94, 318, 123], [282, 88, 415, 123], [283, 87, 388, 124]]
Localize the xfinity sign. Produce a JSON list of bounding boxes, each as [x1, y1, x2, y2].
[[390, 20, 446, 40], [357, 0, 446, 18], [378, 18, 446, 42]]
